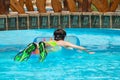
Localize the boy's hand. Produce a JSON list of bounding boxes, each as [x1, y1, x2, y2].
[[89, 52, 95, 54]]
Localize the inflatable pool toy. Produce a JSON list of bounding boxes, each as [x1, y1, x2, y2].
[[34, 36, 80, 46]]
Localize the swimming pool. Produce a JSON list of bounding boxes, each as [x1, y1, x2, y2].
[[0, 28, 120, 80]]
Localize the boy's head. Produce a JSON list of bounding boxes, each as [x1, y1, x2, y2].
[[54, 29, 66, 41]]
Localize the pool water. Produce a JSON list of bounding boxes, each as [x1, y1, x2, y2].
[[0, 28, 120, 80]]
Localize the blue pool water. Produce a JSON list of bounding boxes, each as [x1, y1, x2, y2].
[[0, 28, 120, 80]]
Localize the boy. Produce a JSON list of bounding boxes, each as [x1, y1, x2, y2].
[[14, 29, 94, 62]]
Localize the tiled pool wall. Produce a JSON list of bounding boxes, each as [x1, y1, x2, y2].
[[0, 12, 120, 30]]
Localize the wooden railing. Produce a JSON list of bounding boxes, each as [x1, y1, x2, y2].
[[0, 0, 120, 14]]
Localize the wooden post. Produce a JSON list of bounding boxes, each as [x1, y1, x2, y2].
[[51, 0, 62, 12], [101, 0, 109, 12], [0, 0, 10, 14], [92, 0, 104, 12], [77, 0, 92, 12], [19, 0, 25, 8], [10, 0, 25, 14], [110, 0, 120, 12], [19, 0, 34, 11], [63, 0, 68, 11], [82, 0, 88, 12], [88, 0, 92, 12], [36, 0, 46, 13], [25, 0, 34, 11], [66, 0, 77, 12], [77, 0, 83, 12]]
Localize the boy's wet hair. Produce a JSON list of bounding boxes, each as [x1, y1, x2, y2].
[[54, 29, 66, 41]]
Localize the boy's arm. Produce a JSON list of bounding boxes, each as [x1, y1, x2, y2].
[[65, 41, 94, 54]]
